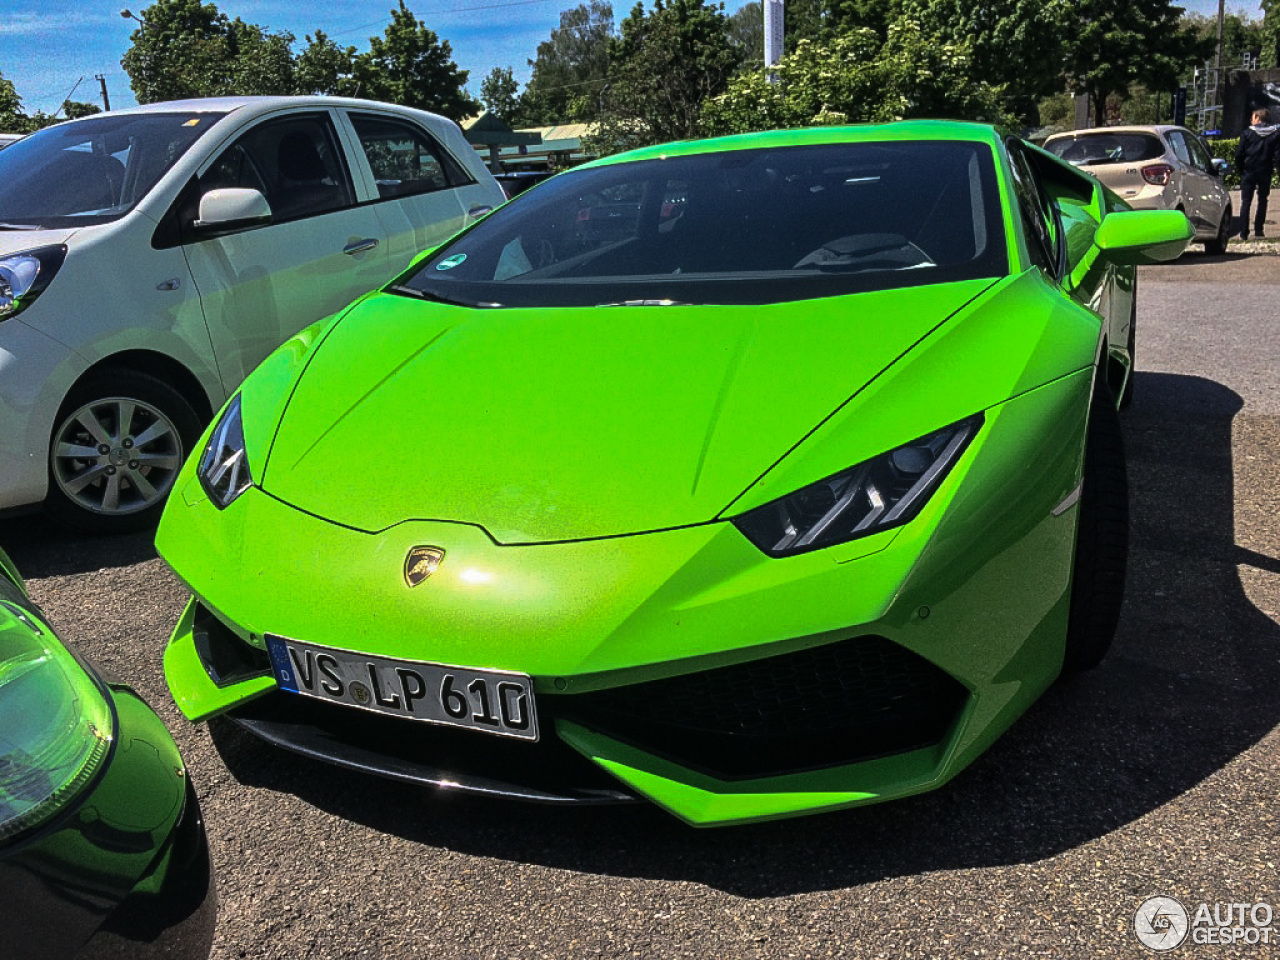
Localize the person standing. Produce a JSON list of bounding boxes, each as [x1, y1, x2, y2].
[[1235, 107, 1280, 240]]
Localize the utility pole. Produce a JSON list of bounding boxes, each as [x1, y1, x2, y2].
[[96, 74, 111, 112], [1215, 0, 1225, 130]]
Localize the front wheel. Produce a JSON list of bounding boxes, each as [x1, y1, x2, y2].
[[46, 369, 202, 535], [1204, 205, 1232, 255], [1062, 376, 1129, 673]]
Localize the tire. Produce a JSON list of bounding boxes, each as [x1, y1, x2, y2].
[[1204, 205, 1232, 255], [45, 369, 202, 535], [1061, 376, 1129, 674]]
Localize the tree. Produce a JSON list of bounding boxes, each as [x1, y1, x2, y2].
[[1063, 0, 1214, 127], [897, 0, 1069, 121], [480, 67, 520, 123], [120, 0, 298, 101], [0, 70, 25, 132], [726, 2, 763, 68], [295, 30, 357, 96], [1265, 0, 1280, 68], [521, 1, 615, 124], [227, 19, 297, 95], [352, 1, 476, 119], [121, 0, 235, 102], [702, 19, 1011, 135], [62, 101, 103, 120], [590, 0, 741, 154]]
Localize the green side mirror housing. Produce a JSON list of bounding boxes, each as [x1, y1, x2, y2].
[[1094, 210, 1194, 265]]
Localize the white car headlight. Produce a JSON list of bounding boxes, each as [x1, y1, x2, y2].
[[733, 415, 982, 557], [198, 395, 253, 509], [0, 245, 66, 321]]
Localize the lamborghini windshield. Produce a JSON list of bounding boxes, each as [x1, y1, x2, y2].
[[0, 111, 223, 229], [402, 140, 1007, 307]]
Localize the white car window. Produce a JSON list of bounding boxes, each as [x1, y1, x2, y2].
[[1167, 131, 1192, 166], [349, 113, 472, 200]]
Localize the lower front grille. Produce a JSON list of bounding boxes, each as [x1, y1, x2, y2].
[[557, 635, 969, 781], [227, 692, 637, 804]]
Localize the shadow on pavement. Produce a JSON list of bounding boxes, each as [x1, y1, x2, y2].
[[0, 512, 157, 578], [208, 371, 1280, 896]]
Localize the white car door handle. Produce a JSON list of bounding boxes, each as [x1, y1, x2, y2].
[[468, 205, 493, 218], [343, 238, 379, 256]]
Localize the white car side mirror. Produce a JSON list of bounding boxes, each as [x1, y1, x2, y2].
[[193, 188, 272, 232]]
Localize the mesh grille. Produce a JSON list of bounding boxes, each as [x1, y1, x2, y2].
[[558, 635, 968, 780]]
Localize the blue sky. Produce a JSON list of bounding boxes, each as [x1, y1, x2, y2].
[[0, 0, 1265, 116]]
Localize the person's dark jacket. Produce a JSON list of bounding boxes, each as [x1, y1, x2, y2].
[[1235, 124, 1280, 180]]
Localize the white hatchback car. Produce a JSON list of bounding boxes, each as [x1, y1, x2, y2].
[[1043, 125, 1232, 254], [0, 96, 504, 532]]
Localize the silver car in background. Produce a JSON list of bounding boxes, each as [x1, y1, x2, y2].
[[1044, 125, 1232, 254]]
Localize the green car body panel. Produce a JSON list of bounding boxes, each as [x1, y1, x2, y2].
[[157, 122, 1192, 826]]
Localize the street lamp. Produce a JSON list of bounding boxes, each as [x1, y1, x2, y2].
[[120, 9, 146, 27]]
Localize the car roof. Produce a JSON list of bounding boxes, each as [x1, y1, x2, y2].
[[583, 120, 1006, 168], [71, 96, 454, 122], [1045, 126, 1184, 141]]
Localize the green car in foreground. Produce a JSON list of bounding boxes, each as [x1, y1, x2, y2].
[[156, 122, 1191, 826]]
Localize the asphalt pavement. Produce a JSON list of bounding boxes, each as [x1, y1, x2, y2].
[[3, 249, 1279, 959]]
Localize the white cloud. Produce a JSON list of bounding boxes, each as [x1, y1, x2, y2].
[[0, 11, 120, 36]]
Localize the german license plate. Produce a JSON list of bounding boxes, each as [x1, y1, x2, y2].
[[264, 635, 538, 741]]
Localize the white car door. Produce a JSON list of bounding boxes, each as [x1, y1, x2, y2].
[[1166, 130, 1213, 235], [181, 109, 391, 391], [337, 110, 472, 276]]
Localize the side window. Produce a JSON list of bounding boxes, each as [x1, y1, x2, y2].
[[349, 114, 473, 200], [1187, 134, 1213, 172], [1167, 131, 1192, 166], [199, 113, 353, 223], [1007, 143, 1059, 276]]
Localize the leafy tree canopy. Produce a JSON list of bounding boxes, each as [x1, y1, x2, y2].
[[726, 1, 763, 69], [702, 19, 1011, 136], [352, 1, 476, 120], [589, 0, 741, 154], [295, 30, 358, 96], [1063, 0, 1213, 126], [480, 66, 520, 123], [521, 1, 616, 125]]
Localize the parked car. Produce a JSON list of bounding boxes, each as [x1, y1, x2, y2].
[[1043, 124, 1232, 253], [0, 96, 504, 533], [0, 547, 215, 959], [494, 170, 554, 198], [155, 122, 1192, 826], [0, 133, 23, 150]]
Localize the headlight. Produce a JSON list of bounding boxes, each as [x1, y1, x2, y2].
[[0, 244, 67, 321], [733, 415, 982, 557], [198, 395, 253, 508], [0, 600, 114, 842]]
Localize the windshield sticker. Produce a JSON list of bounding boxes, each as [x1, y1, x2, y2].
[[183, 118, 201, 127], [436, 253, 467, 271]]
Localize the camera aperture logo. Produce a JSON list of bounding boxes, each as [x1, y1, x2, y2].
[[1135, 897, 1275, 950], [1136, 897, 1189, 951]]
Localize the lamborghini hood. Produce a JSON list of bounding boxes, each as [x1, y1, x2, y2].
[[260, 279, 995, 542]]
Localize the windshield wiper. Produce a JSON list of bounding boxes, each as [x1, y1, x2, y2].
[[0, 222, 41, 231], [388, 283, 489, 308]]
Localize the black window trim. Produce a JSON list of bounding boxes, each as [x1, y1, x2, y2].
[[346, 110, 478, 203], [152, 109, 359, 249]]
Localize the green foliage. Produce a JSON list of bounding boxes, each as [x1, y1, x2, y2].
[[826, 0, 894, 40], [295, 30, 358, 96], [898, 0, 1069, 119], [726, 1, 763, 70], [1063, 0, 1214, 127], [481, 67, 520, 123], [352, 1, 477, 120], [0, 70, 25, 132], [121, 0, 235, 102], [589, 0, 741, 154], [1265, 0, 1280, 68], [227, 19, 297, 96], [701, 19, 1012, 137], [1182, 11, 1265, 67], [520, 1, 615, 125], [61, 101, 103, 120]]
